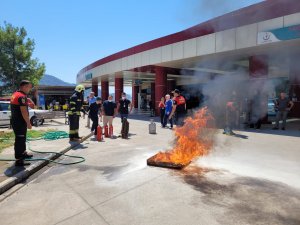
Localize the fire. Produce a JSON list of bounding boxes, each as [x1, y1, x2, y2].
[[150, 107, 215, 167]]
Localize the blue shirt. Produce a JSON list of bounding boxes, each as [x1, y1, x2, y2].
[[88, 96, 96, 105], [165, 99, 173, 115]]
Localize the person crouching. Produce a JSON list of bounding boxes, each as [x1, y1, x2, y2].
[[89, 97, 102, 137]]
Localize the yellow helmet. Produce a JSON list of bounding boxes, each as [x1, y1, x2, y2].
[[75, 84, 85, 92]]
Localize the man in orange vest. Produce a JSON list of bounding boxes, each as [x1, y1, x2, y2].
[[10, 80, 33, 166], [169, 89, 186, 127]]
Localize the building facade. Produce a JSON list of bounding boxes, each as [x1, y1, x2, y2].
[[77, 0, 300, 117]]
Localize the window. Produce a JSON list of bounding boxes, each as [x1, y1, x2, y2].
[[0, 103, 10, 111]]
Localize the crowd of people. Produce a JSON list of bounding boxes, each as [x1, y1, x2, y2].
[[223, 91, 295, 135], [158, 89, 187, 129], [8, 79, 297, 166], [85, 91, 133, 139]]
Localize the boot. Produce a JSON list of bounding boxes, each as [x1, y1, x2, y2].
[[104, 125, 109, 137]]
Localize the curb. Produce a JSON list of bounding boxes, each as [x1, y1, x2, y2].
[[0, 132, 93, 195]]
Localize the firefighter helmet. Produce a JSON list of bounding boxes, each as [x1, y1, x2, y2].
[[75, 84, 85, 92]]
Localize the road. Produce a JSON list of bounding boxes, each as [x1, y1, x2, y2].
[[0, 117, 299, 225]]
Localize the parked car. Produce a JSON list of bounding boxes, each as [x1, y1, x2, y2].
[[0, 101, 48, 127], [268, 98, 277, 117]]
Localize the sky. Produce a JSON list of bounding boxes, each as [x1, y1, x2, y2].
[[0, 0, 262, 86]]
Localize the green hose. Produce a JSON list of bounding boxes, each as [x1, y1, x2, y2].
[[0, 131, 85, 165]]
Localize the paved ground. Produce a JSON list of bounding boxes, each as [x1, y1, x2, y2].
[[0, 113, 299, 225], [0, 117, 92, 184]]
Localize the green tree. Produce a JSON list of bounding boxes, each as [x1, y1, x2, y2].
[[0, 22, 45, 94]]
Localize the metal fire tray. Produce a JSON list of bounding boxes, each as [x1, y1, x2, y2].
[[147, 155, 190, 169]]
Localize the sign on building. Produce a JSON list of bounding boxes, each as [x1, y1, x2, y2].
[[258, 24, 300, 45]]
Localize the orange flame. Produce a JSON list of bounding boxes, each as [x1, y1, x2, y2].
[[152, 107, 215, 166]]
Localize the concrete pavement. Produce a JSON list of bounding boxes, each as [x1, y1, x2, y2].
[[0, 114, 299, 225], [0, 117, 93, 194]]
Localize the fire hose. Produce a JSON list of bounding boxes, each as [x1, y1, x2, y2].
[[0, 131, 85, 165]]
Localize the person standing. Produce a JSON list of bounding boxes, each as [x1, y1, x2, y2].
[[86, 92, 96, 128], [10, 80, 33, 166], [88, 92, 96, 105], [102, 95, 117, 136], [89, 97, 102, 136], [273, 92, 294, 130], [118, 92, 132, 123], [68, 84, 85, 141], [158, 97, 165, 127], [223, 91, 239, 135], [250, 91, 264, 129], [169, 89, 186, 127], [163, 94, 173, 129]]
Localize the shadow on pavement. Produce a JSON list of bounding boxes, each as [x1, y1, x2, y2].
[[240, 128, 300, 138], [4, 165, 26, 177], [174, 166, 300, 225], [232, 133, 248, 139], [72, 143, 89, 150]]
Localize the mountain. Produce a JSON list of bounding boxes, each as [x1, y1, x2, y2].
[[39, 74, 75, 86]]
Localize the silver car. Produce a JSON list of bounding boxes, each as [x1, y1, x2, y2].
[[0, 101, 48, 127]]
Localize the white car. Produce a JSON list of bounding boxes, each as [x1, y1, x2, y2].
[[0, 101, 48, 127]]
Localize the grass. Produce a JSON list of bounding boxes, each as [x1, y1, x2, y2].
[[0, 129, 56, 153]]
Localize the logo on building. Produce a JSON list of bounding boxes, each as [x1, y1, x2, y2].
[[257, 24, 300, 45], [257, 32, 279, 45], [262, 32, 271, 41]]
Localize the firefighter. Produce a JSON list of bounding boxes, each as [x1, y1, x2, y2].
[[68, 84, 85, 141], [10, 80, 33, 166]]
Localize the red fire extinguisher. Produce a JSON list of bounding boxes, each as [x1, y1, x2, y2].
[[104, 125, 109, 137], [97, 125, 103, 141]]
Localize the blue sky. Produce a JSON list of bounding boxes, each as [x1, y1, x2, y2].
[[0, 0, 262, 85]]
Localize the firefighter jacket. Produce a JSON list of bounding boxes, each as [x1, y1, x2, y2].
[[68, 91, 83, 116]]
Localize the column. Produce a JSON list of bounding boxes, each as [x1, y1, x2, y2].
[[289, 55, 300, 118], [132, 84, 139, 109], [155, 67, 167, 115], [151, 83, 155, 112], [167, 80, 176, 94], [92, 83, 98, 96], [101, 81, 109, 101], [249, 55, 269, 123], [249, 55, 268, 78], [115, 77, 123, 103]]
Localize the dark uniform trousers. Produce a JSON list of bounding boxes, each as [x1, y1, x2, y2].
[[68, 91, 83, 139], [69, 114, 80, 138], [175, 113, 185, 127], [11, 120, 27, 159], [90, 116, 99, 135]]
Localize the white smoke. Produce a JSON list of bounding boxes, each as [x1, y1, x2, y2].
[[178, 0, 263, 27]]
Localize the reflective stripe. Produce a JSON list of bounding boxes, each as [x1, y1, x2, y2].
[[76, 112, 81, 115], [77, 99, 82, 102], [70, 107, 75, 110], [69, 130, 77, 134], [70, 101, 76, 104], [68, 111, 73, 115]]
